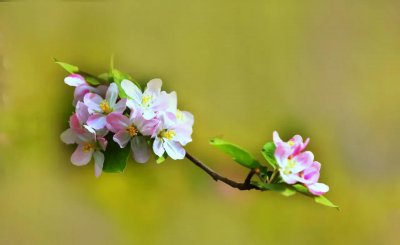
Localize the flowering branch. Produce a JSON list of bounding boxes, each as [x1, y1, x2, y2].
[[56, 60, 338, 209], [185, 152, 261, 191]]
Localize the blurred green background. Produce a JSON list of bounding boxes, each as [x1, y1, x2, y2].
[[0, 0, 399, 244]]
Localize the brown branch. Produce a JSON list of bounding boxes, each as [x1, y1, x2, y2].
[[185, 152, 261, 191]]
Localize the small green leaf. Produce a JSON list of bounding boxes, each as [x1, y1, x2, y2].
[[102, 137, 130, 173], [314, 195, 339, 209], [84, 75, 101, 86], [255, 182, 296, 197], [54, 59, 79, 74], [210, 138, 261, 169], [292, 184, 310, 195], [110, 68, 141, 98], [261, 142, 277, 169]]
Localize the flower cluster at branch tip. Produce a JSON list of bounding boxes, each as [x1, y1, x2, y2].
[[273, 131, 329, 196], [61, 74, 194, 177]]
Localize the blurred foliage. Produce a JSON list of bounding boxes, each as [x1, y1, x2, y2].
[[0, 0, 399, 244]]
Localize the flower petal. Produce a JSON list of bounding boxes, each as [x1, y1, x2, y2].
[[113, 131, 131, 148], [106, 83, 119, 107], [273, 131, 283, 145], [146, 78, 162, 95], [131, 136, 150, 163], [121, 79, 142, 104], [87, 114, 107, 130], [307, 183, 329, 196], [60, 128, 76, 144], [106, 112, 130, 132], [84, 93, 103, 113], [97, 137, 108, 151], [93, 151, 104, 178], [71, 144, 93, 166], [152, 137, 165, 157], [113, 99, 127, 113], [291, 151, 314, 173], [163, 140, 185, 160], [64, 74, 86, 87], [76, 101, 89, 124]]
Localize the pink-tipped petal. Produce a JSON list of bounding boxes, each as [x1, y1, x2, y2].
[[273, 131, 283, 145], [113, 131, 131, 148], [69, 113, 81, 131], [84, 93, 103, 113], [60, 128, 76, 144], [113, 99, 127, 113], [106, 83, 119, 107], [153, 137, 165, 157], [131, 136, 150, 163], [307, 183, 329, 196], [300, 161, 321, 185], [121, 80, 142, 104], [71, 144, 93, 166], [87, 114, 107, 130], [73, 84, 95, 105], [106, 112, 130, 132], [292, 151, 314, 173], [274, 142, 291, 164], [65, 74, 86, 87], [76, 101, 90, 124], [163, 139, 185, 160], [97, 137, 108, 151], [93, 151, 104, 178]]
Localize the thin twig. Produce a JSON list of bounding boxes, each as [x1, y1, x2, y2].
[[185, 152, 261, 191]]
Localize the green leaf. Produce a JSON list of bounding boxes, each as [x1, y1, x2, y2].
[[54, 59, 79, 74], [102, 137, 130, 173], [83, 75, 101, 86], [261, 142, 278, 169], [110, 68, 141, 98], [255, 182, 296, 197], [210, 138, 261, 169], [314, 195, 339, 209], [292, 184, 310, 195]]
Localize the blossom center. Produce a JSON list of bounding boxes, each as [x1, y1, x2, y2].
[[83, 143, 94, 153], [141, 95, 152, 107], [283, 159, 297, 175], [100, 100, 113, 114], [161, 130, 176, 140], [288, 140, 295, 146], [126, 125, 138, 137]]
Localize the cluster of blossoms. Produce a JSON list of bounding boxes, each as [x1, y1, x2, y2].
[[273, 131, 329, 196], [61, 74, 194, 177]]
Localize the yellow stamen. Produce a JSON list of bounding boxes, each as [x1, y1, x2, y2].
[[161, 130, 176, 140], [99, 100, 112, 114], [141, 95, 152, 107], [83, 143, 93, 153], [126, 125, 138, 137], [288, 140, 295, 146]]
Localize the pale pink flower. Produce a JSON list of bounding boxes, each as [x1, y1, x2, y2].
[[62, 125, 107, 177], [60, 101, 89, 143], [84, 83, 127, 130], [106, 111, 158, 163], [64, 74, 107, 105], [273, 131, 329, 196]]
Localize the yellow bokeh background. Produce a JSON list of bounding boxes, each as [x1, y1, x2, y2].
[[0, 1, 399, 244]]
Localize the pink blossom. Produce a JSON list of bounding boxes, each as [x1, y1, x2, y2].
[[106, 111, 158, 163], [61, 125, 107, 177], [84, 83, 127, 130], [273, 131, 329, 196], [60, 102, 89, 143], [64, 74, 107, 105]]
